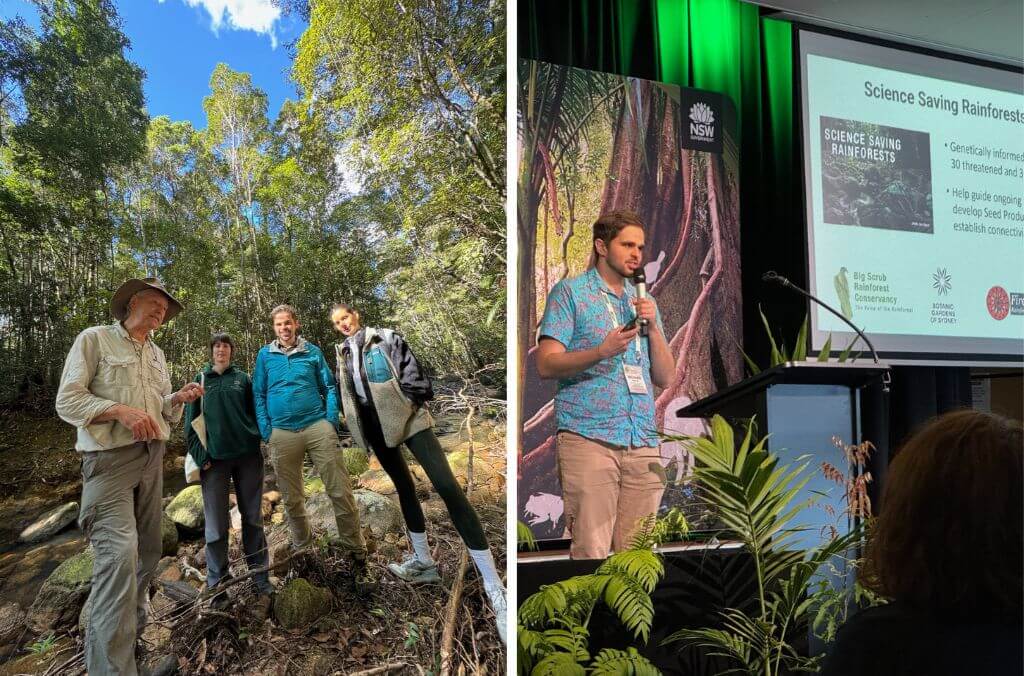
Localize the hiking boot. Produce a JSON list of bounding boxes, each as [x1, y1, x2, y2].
[[484, 582, 507, 645], [207, 576, 232, 611], [209, 589, 231, 611], [349, 553, 377, 597], [387, 555, 441, 584], [251, 593, 273, 622]]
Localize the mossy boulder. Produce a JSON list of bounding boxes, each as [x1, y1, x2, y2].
[[272, 578, 332, 630], [27, 548, 93, 631], [343, 447, 369, 476], [165, 485, 204, 531], [446, 448, 500, 484], [161, 514, 179, 557]]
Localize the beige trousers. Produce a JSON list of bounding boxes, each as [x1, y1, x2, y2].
[[556, 431, 665, 560], [79, 441, 165, 676], [269, 419, 365, 553]]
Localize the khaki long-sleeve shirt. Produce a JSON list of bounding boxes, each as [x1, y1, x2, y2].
[[56, 322, 183, 451]]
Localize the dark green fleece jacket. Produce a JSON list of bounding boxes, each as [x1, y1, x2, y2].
[[183, 364, 261, 468]]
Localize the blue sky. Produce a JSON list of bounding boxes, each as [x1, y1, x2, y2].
[[1, 0, 307, 129]]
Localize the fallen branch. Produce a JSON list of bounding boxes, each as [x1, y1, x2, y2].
[[439, 553, 469, 676], [350, 663, 412, 676], [41, 648, 84, 676], [440, 388, 477, 676], [156, 545, 313, 626]]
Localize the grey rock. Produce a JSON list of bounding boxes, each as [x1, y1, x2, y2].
[[305, 488, 403, 540], [0, 602, 27, 657], [18, 502, 79, 544]]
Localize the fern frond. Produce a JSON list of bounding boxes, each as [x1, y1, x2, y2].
[[518, 582, 568, 626], [602, 571, 656, 642], [532, 651, 587, 675], [597, 549, 664, 594], [589, 647, 662, 675], [542, 625, 590, 662]]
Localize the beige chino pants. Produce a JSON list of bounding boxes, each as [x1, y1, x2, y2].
[[78, 440, 164, 676], [269, 419, 365, 553], [556, 431, 665, 560]]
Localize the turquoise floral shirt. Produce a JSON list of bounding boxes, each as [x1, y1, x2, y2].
[[538, 267, 664, 448]]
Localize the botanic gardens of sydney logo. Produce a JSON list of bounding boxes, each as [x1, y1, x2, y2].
[[931, 268, 951, 296], [689, 102, 715, 143]]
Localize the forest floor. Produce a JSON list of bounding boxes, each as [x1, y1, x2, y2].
[[0, 400, 506, 676]]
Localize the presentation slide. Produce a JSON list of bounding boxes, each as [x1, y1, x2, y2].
[[800, 31, 1024, 363]]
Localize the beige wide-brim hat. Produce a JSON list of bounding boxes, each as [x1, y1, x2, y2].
[[111, 278, 183, 323]]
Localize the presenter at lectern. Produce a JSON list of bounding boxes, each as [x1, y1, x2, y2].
[[536, 211, 675, 559]]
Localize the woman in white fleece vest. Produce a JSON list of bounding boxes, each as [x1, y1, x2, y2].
[[330, 303, 506, 644]]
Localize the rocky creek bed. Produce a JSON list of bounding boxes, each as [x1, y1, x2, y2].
[[0, 409, 506, 675]]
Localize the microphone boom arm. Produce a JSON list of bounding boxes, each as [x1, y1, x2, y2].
[[763, 271, 890, 391]]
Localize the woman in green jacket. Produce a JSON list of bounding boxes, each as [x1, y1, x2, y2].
[[331, 303, 506, 644], [184, 332, 273, 606]]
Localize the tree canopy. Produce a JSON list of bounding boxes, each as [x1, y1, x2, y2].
[[0, 0, 506, 406]]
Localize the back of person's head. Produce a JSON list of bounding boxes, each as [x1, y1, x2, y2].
[[863, 409, 1022, 620]]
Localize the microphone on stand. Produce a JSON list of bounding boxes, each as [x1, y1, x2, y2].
[[762, 270, 889, 391], [633, 270, 649, 337]]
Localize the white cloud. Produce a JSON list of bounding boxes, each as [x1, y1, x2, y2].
[[160, 0, 281, 47]]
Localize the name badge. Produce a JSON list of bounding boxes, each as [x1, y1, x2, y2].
[[623, 364, 648, 394]]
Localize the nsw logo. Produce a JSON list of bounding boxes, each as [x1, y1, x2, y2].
[[689, 102, 715, 143]]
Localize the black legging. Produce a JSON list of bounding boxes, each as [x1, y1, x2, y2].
[[356, 403, 488, 550]]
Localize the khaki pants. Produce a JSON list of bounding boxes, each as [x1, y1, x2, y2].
[[269, 419, 365, 553], [556, 431, 665, 560], [79, 441, 165, 676]]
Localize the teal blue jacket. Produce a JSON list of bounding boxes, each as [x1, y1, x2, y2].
[[252, 337, 339, 441]]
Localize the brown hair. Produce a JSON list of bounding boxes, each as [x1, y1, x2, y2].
[[330, 302, 359, 318], [862, 409, 1022, 618], [270, 304, 298, 322], [592, 210, 644, 258], [208, 332, 235, 359]]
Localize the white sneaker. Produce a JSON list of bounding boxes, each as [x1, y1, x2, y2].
[[387, 555, 441, 584], [484, 582, 507, 645]]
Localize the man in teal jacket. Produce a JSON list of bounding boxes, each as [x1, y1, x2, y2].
[[253, 304, 370, 590]]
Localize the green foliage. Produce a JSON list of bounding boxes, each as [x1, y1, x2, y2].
[[662, 416, 865, 675], [518, 520, 539, 551], [741, 310, 858, 376], [651, 507, 690, 544], [590, 648, 661, 676], [0, 0, 505, 404], [293, 0, 505, 380], [27, 634, 56, 655], [403, 621, 421, 649], [517, 540, 664, 675], [811, 561, 886, 644]]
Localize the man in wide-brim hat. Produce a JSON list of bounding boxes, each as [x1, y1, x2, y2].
[[56, 277, 203, 675]]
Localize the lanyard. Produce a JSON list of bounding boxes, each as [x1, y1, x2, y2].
[[601, 291, 642, 360]]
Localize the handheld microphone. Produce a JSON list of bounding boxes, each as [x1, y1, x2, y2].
[[762, 270, 889, 391], [633, 270, 649, 337]]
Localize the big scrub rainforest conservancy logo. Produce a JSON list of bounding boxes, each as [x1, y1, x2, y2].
[[689, 102, 715, 142]]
